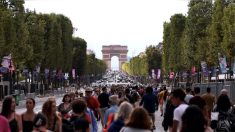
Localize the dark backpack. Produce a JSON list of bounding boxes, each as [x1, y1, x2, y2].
[[62, 118, 74, 132], [215, 111, 235, 132]]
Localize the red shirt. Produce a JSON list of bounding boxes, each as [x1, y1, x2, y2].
[[86, 96, 100, 110], [0, 115, 11, 132]]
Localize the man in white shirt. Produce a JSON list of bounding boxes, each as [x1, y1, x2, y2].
[[171, 89, 188, 132], [184, 88, 194, 104]]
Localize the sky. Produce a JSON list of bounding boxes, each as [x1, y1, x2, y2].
[[24, 0, 189, 57]]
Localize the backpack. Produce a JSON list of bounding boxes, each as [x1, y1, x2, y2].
[[215, 111, 235, 132], [62, 113, 91, 132], [62, 118, 74, 132]]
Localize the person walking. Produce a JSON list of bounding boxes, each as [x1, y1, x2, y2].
[[171, 89, 188, 132], [108, 101, 133, 132], [21, 98, 36, 132], [202, 87, 215, 119], [42, 99, 62, 132], [184, 88, 194, 104], [103, 95, 119, 131], [98, 87, 110, 124], [70, 99, 91, 132], [181, 105, 213, 132], [140, 86, 158, 129], [58, 94, 72, 119], [120, 107, 152, 132], [1, 96, 22, 132]]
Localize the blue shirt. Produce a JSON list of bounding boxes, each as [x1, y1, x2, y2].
[[86, 108, 98, 132], [103, 105, 118, 125], [108, 118, 125, 132], [140, 93, 157, 113]]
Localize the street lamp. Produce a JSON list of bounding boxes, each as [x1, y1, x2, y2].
[[226, 66, 230, 80], [208, 70, 212, 82], [16, 68, 19, 85], [9, 64, 13, 95], [216, 67, 220, 81]]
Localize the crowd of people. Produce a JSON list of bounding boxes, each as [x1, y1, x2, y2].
[[0, 85, 235, 132]]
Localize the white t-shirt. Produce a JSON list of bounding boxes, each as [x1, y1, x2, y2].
[[184, 94, 194, 104], [173, 103, 188, 131]]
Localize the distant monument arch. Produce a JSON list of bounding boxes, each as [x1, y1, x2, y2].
[[102, 45, 128, 71]]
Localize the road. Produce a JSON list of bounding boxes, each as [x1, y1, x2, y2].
[[15, 95, 63, 114]]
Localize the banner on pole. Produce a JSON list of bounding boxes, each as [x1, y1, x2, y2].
[[218, 53, 227, 74], [151, 69, 156, 79], [191, 66, 196, 75], [72, 69, 76, 79], [157, 69, 161, 79], [201, 61, 208, 76], [169, 72, 174, 79]]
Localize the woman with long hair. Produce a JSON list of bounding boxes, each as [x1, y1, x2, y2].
[[211, 94, 234, 132], [108, 101, 133, 132], [120, 107, 152, 132], [21, 98, 36, 132], [42, 99, 62, 132], [58, 94, 71, 119], [1, 96, 22, 132], [181, 105, 212, 132]]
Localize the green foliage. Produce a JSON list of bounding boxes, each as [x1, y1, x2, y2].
[[145, 45, 162, 74], [168, 14, 186, 72], [162, 22, 171, 74], [162, 0, 235, 77], [123, 45, 161, 77], [184, 0, 212, 68], [0, 2, 107, 78], [222, 3, 235, 65], [208, 0, 227, 66], [122, 55, 148, 76], [72, 37, 87, 75], [86, 53, 107, 75]]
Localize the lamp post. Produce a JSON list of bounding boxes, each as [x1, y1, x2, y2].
[[208, 70, 212, 82], [9, 64, 13, 95], [216, 67, 219, 81], [226, 66, 230, 80]]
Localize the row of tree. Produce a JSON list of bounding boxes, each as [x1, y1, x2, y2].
[[162, 0, 235, 75], [0, 0, 107, 77], [122, 45, 162, 76]]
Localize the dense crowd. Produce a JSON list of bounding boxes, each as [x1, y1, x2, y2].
[[0, 85, 235, 132]]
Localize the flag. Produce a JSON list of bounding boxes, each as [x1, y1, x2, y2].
[[169, 72, 174, 79], [191, 66, 196, 75], [151, 69, 157, 79], [72, 69, 76, 79], [1, 54, 15, 70], [157, 69, 161, 79], [201, 61, 208, 76], [218, 53, 227, 74]]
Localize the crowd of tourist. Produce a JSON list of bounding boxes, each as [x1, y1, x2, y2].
[[0, 85, 235, 132]]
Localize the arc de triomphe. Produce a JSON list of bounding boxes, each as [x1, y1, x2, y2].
[[102, 45, 128, 71]]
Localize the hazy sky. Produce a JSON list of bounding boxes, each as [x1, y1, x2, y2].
[[24, 0, 189, 60]]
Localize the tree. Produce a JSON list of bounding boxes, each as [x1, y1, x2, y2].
[[208, 0, 228, 66], [222, 3, 235, 65], [168, 14, 186, 72], [162, 22, 171, 74], [24, 12, 45, 69], [72, 37, 87, 76], [183, 0, 212, 69], [145, 45, 162, 75], [60, 15, 73, 72]]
